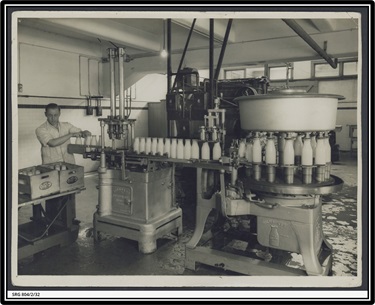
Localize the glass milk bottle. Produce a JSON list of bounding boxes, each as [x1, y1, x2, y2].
[[184, 139, 192, 159], [201, 142, 210, 160], [324, 132, 332, 180], [90, 135, 98, 151], [157, 138, 164, 156], [315, 132, 326, 182], [75, 136, 82, 145], [170, 138, 177, 158], [283, 133, 295, 184], [212, 142, 221, 160], [145, 137, 152, 154], [151, 138, 158, 155], [311, 133, 317, 163], [191, 139, 199, 159], [301, 133, 313, 184], [293, 134, 303, 165], [245, 140, 253, 162], [163, 138, 171, 157], [238, 139, 246, 158], [177, 139, 184, 159], [133, 137, 140, 153], [139, 137, 146, 153]]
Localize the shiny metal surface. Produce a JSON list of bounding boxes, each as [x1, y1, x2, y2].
[[236, 94, 344, 131], [245, 175, 344, 195]]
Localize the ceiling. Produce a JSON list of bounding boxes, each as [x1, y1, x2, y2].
[[18, 16, 359, 72]]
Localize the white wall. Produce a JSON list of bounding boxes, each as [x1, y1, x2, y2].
[[17, 26, 148, 172], [319, 79, 358, 151]]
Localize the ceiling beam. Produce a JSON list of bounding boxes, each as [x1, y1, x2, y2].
[[41, 18, 161, 52], [172, 18, 236, 43]]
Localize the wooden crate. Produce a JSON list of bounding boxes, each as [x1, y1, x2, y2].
[[19, 166, 60, 200], [41, 162, 84, 193]]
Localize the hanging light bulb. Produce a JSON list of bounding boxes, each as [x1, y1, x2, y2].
[[160, 19, 168, 58], [160, 49, 168, 58]]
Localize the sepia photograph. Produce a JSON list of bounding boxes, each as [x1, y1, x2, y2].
[[3, 3, 371, 302]]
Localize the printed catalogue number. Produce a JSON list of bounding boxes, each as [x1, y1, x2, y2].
[[12, 292, 41, 297]]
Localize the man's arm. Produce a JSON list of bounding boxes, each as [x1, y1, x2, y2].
[[47, 132, 80, 147]]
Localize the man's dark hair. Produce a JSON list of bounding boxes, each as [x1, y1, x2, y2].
[[45, 103, 61, 112]]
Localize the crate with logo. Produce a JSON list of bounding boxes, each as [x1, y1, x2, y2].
[[19, 166, 60, 200], [41, 162, 84, 193]]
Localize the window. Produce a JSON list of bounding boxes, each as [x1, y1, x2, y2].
[[343, 61, 358, 76], [312, 58, 358, 78], [314, 63, 340, 77], [269, 66, 288, 80], [225, 69, 245, 79]]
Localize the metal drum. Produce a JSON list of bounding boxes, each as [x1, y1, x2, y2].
[[235, 93, 344, 132]]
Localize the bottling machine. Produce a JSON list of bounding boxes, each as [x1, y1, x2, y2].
[[69, 41, 344, 275]]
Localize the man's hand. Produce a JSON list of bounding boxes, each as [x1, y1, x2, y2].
[[72, 132, 82, 138], [82, 130, 92, 138]]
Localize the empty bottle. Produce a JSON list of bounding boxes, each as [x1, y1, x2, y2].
[[212, 142, 221, 160], [238, 139, 246, 158], [157, 138, 164, 156], [164, 138, 171, 157], [245, 140, 253, 162], [145, 137, 152, 154], [75, 136, 82, 145], [184, 139, 192, 159], [170, 138, 177, 158], [201, 142, 210, 160], [191, 139, 199, 159], [151, 138, 158, 155], [278, 132, 286, 165], [90, 135, 98, 151], [199, 126, 206, 141], [139, 137, 146, 153], [133, 137, 140, 153], [85, 135, 92, 152]]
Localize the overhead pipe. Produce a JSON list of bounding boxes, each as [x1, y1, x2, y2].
[[171, 19, 197, 91], [214, 19, 233, 81], [118, 47, 125, 119], [167, 19, 172, 94], [282, 19, 338, 69], [109, 48, 116, 117], [209, 19, 214, 108]]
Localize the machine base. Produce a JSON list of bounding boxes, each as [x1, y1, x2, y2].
[[185, 231, 332, 276], [93, 208, 183, 254]]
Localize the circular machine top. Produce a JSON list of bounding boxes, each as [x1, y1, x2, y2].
[[235, 93, 345, 132]]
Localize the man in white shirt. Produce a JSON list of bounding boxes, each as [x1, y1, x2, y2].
[[35, 103, 91, 164]]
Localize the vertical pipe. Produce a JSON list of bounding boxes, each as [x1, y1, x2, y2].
[[171, 19, 196, 91], [167, 19, 172, 94], [214, 19, 232, 81], [118, 47, 125, 119], [100, 121, 106, 168], [209, 19, 214, 108], [109, 49, 116, 117]]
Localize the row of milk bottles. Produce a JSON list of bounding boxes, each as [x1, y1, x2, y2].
[[133, 137, 222, 160], [238, 131, 331, 168], [75, 135, 102, 152]]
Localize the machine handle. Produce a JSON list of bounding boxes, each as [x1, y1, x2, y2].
[[245, 193, 278, 209], [41, 175, 49, 179], [253, 201, 279, 209], [68, 170, 76, 175]]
